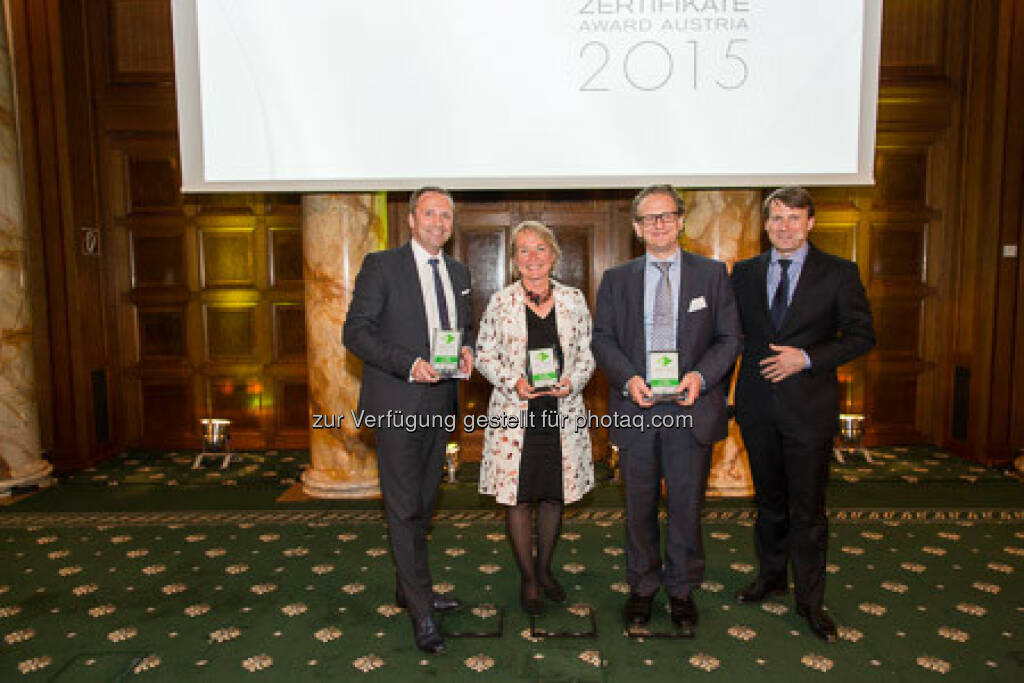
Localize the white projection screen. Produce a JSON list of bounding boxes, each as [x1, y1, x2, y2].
[[172, 0, 883, 192]]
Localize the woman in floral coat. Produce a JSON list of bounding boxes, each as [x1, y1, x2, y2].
[[476, 220, 596, 615]]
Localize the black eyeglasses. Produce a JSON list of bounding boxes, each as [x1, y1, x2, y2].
[[637, 211, 681, 228]]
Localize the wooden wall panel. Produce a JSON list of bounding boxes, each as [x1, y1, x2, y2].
[[131, 232, 184, 287], [207, 377, 262, 431], [272, 304, 306, 361], [16, 0, 1018, 462], [137, 308, 186, 359], [200, 230, 255, 287], [811, 223, 857, 261], [269, 228, 303, 286], [126, 157, 180, 212], [109, 0, 173, 80], [881, 0, 946, 72], [140, 381, 189, 440], [277, 381, 310, 434], [870, 224, 927, 282]]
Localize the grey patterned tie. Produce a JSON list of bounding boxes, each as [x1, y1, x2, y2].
[[651, 261, 674, 350]]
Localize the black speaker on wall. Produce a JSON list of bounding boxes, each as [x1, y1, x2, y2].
[[952, 366, 970, 442], [91, 369, 110, 444]]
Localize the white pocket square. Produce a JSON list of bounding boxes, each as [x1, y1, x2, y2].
[[688, 296, 707, 313], [460, 288, 471, 296]]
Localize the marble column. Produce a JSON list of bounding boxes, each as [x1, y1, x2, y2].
[[681, 190, 763, 498], [300, 194, 386, 498], [0, 13, 50, 493]]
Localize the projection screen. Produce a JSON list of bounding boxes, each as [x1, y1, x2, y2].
[[172, 0, 882, 192]]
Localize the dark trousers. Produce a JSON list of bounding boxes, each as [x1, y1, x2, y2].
[[374, 386, 452, 619], [739, 396, 832, 608], [620, 423, 712, 598]]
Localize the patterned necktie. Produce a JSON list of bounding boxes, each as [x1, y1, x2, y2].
[[427, 257, 451, 330], [651, 261, 674, 350], [770, 259, 792, 331]]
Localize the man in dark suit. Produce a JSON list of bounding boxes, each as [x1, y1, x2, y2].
[[343, 187, 474, 654], [592, 185, 741, 635], [731, 186, 875, 642]]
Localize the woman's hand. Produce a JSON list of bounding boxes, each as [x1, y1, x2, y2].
[[515, 377, 539, 400], [548, 377, 571, 398]]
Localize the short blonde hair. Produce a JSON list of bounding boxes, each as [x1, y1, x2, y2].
[[509, 220, 562, 280]]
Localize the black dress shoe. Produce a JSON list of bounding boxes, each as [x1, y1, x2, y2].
[[431, 595, 461, 612], [622, 592, 654, 625], [411, 615, 446, 654], [797, 604, 837, 643], [520, 581, 543, 616], [396, 590, 462, 613], [668, 593, 698, 633], [539, 576, 567, 603], [735, 578, 787, 604]]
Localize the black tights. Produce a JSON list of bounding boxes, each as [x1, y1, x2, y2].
[[506, 499, 564, 599]]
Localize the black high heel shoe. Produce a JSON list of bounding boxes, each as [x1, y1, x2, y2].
[[520, 580, 542, 616], [539, 575, 567, 603]]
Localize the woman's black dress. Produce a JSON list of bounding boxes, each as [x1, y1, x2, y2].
[[517, 305, 564, 503]]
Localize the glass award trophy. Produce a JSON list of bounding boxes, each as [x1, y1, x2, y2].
[[647, 351, 680, 402], [430, 328, 463, 378], [527, 347, 560, 393]]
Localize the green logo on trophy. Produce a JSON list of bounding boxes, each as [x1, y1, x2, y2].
[[647, 350, 679, 402], [527, 347, 559, 390], [430, 328, 462, 377]]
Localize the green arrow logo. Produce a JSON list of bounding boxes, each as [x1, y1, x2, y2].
[[445, 333, 455, 344], [660, 356, 673, 367], [539, 352, 550, 362]]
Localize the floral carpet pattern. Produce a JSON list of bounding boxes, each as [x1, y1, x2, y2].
[[830, 446, 1015, 485], [1, 513, 1022, 681], [59, 451, 305, 489], [55, 446, 1018, 491]]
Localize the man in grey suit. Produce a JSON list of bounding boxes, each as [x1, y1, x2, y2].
[[592, 185, 741, 635], [343, 187, 474, 654]]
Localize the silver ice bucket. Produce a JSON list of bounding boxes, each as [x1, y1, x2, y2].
[[837, 414, 865, 446], [200, 419, 231, 452]]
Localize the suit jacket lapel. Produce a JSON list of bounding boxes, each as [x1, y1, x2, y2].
[[442, 252, 466, 329], [629, 258, 647, 359], [676, 251, 697, 363], [754, 251, 772, 333], [778, 244, 824, 336], [400, 243, 429, 344]]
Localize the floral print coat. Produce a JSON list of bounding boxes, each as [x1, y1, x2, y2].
[[475, 280, 596, 505]]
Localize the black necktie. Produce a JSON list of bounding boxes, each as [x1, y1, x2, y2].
[[428, 257, 451, 330], [770, 259, 792, 331]]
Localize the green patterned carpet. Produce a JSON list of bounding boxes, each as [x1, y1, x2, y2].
[[60, 451, 306, 489], [0, 510, 1022, 681], [830, 446, 1012, 485], [1, 446, 1022, 680], [57, 446, 1015, 492]]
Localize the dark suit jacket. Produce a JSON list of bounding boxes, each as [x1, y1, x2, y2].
[[592, 251, 742, 447], [730, 243, 875, 439], [343, 242, 473, 418]]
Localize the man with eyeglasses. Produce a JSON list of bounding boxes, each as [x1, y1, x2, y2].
[[592, 184, 741, 635]]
